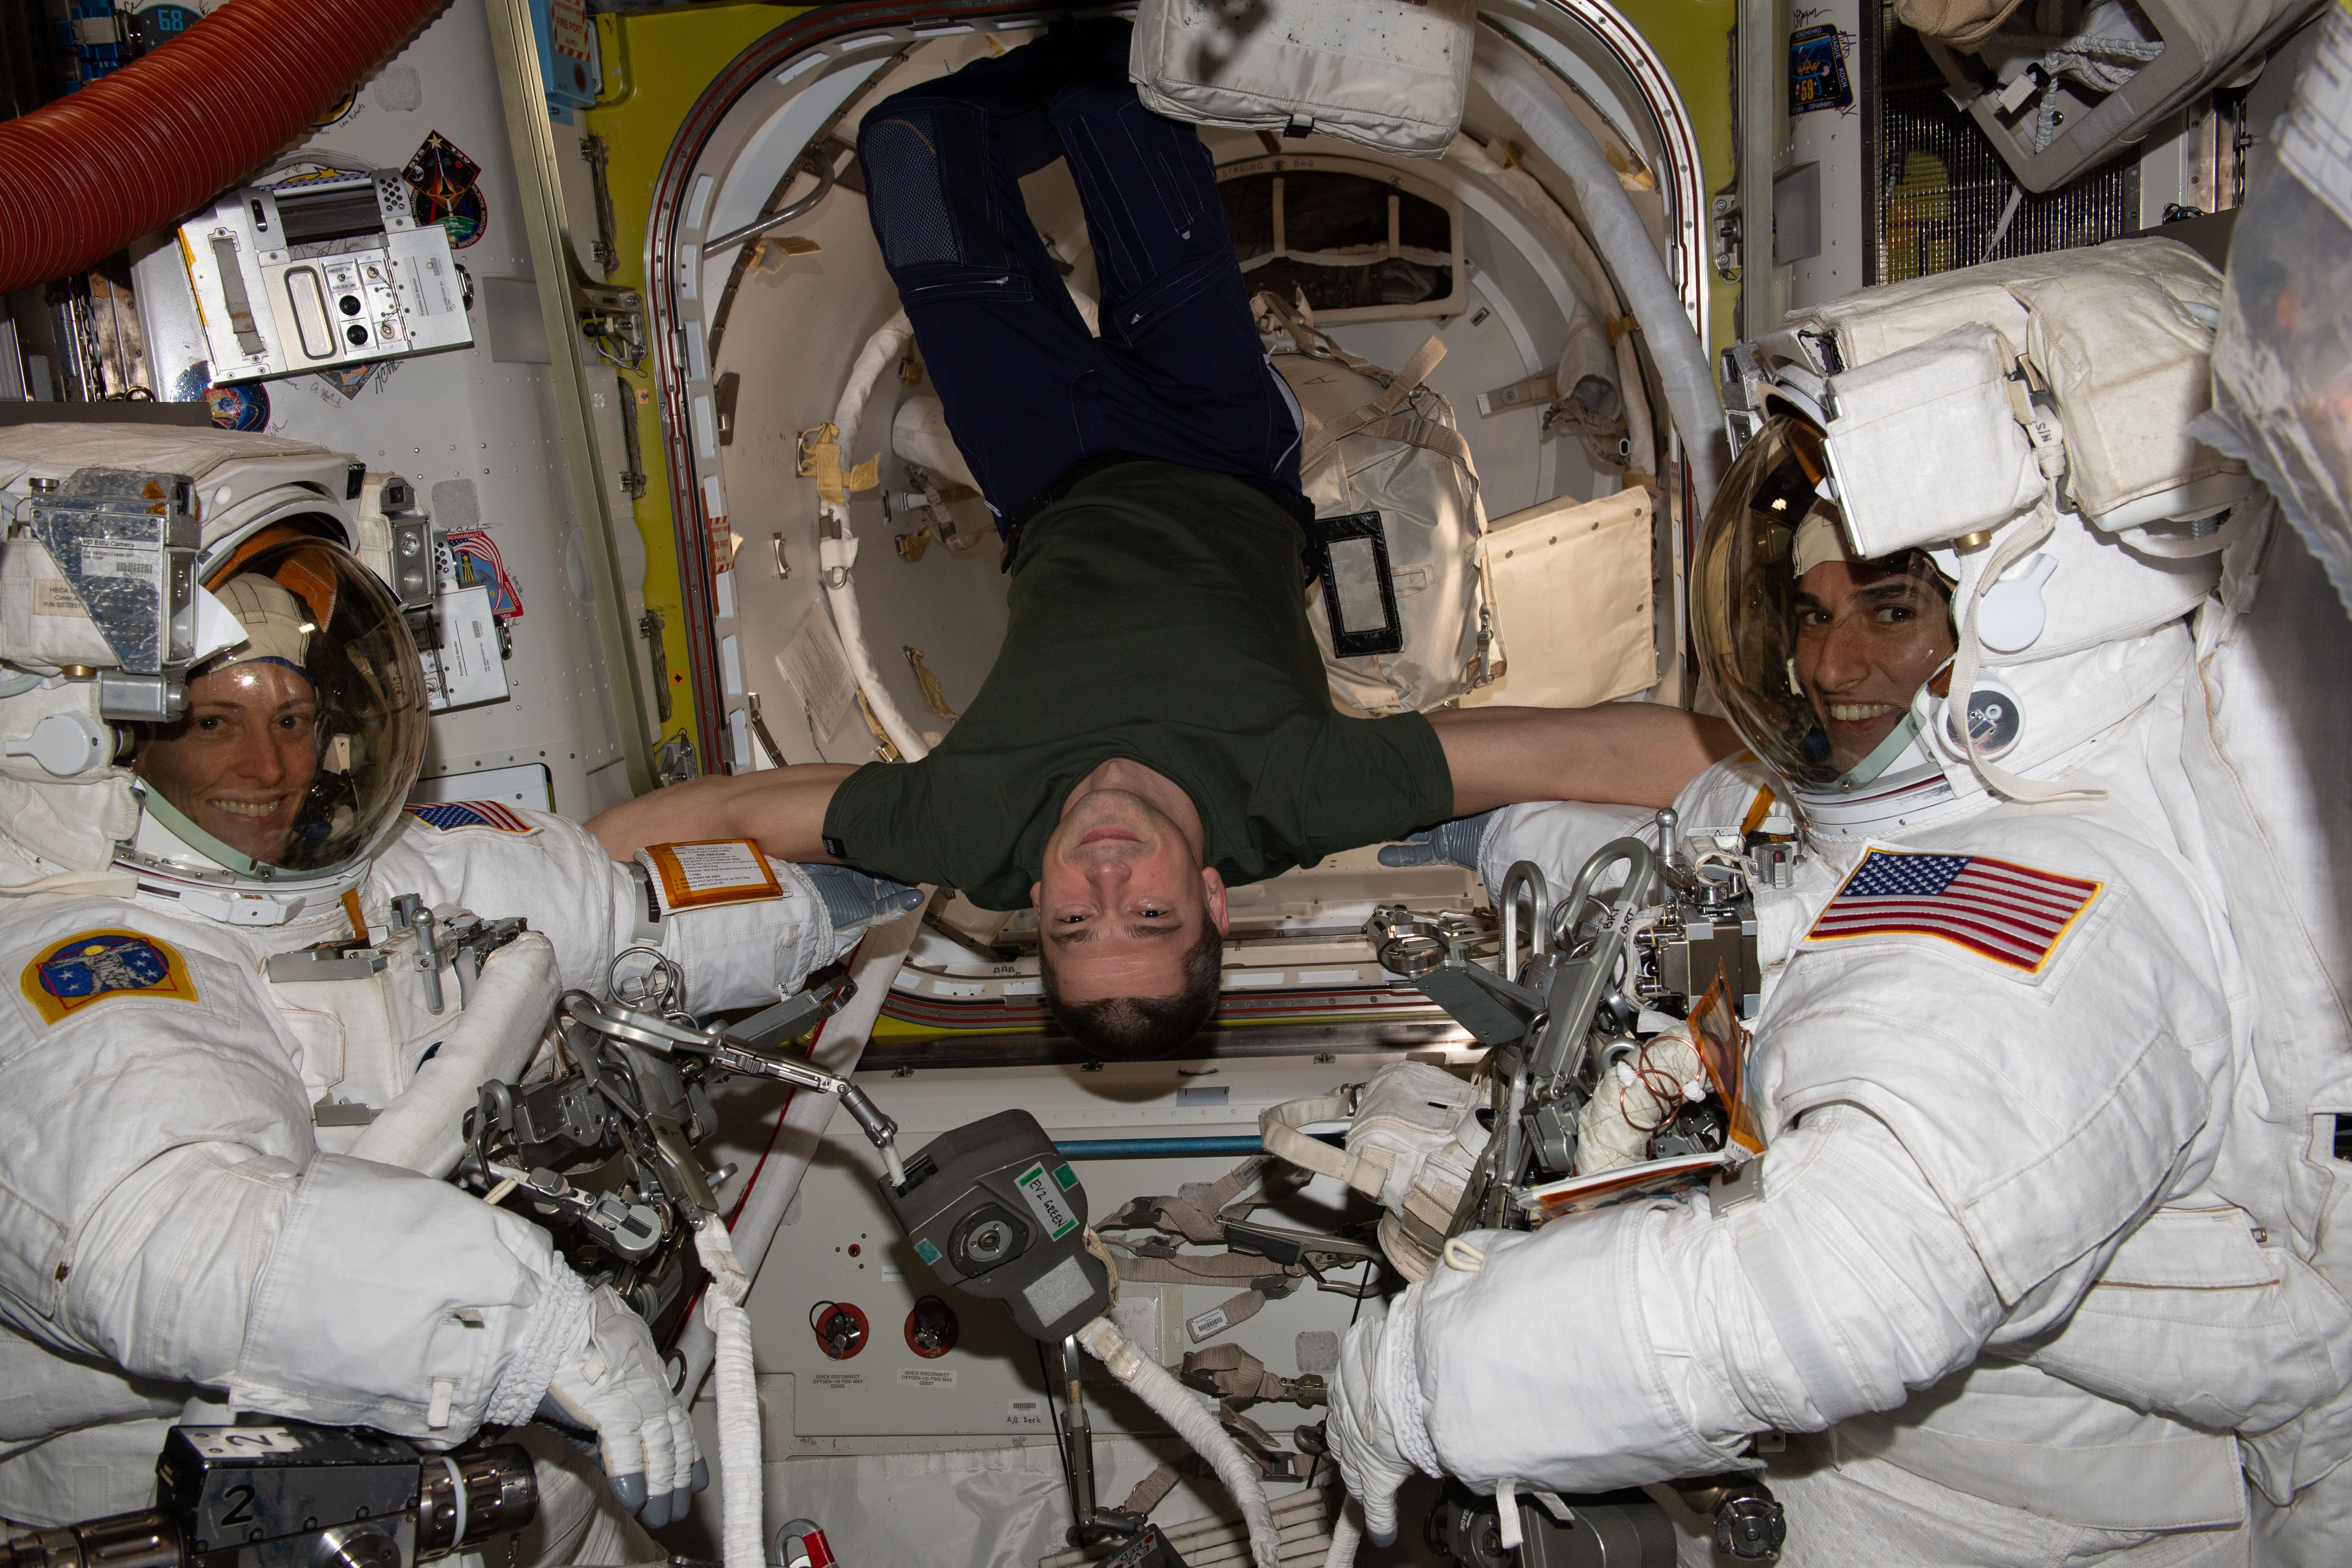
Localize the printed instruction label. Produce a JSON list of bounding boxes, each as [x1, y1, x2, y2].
[[642, 838, 782, 912], [811, 1372, 866, 1391], [423, 584, 509, 713], [781, 607, 858, 740], [1005, 1397, 1051, 1430], [78, 541, 150, 580], [898, 1367, 957, 1389], [1014, 1162, 1079, 1242]]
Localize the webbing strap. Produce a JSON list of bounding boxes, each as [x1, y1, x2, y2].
[[1301, 335, 1448, 472], [1101, 1155, 1274, 1245], [1112, 1251, 1284, 1288], [1353, 413, 1480, 483], [1259, 1093, 1394, 1199]]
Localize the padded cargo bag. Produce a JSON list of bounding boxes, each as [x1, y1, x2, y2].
[[1259, 294, 1492, 714], [1129, 0, 1476, 157]]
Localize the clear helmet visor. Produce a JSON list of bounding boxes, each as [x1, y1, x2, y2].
[[130, 532, 427, 879], [1693, 413, 1959, 795]]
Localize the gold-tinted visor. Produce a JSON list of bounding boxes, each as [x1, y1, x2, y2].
[[1693, 414, 1957, 790], [133, 533, 426, 877]]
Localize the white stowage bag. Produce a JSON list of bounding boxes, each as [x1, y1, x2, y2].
[[1258, 1059, 1489, 1282], [1263, 300, 1492, 714], [1128, 0, 1475, 157]]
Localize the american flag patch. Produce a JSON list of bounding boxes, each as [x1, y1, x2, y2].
[[1804, 850, 2102, 975], [405, 799, 535, 834]]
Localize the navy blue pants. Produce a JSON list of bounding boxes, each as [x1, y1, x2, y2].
[[856, 19, 1303, 528]]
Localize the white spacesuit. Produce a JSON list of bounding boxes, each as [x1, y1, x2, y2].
[[1330, 241, 2352, 1563], [0, 429, 887, 1551]]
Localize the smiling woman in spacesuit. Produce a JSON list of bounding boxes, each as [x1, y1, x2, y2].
[[133, 575, 326, 866]]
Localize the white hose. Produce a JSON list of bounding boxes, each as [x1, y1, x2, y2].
[[675, 908, 924, 1402], [1444, 132, 1656, 482], [693, 1218, 762, 1568], [350, 932, 557, 1178], [1472, 34, 1725, 510], [1073, 1316, 1282, 1568], [1322, 1501, 1362, 1568], [821, 313, 931, 762]]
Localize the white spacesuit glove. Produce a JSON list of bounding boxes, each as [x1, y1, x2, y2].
[[539, 1285, 707, 1528], [1376, 811, 1497, 871], [1328, 1285, 1439, 1546], [803, 863, 926, 936]]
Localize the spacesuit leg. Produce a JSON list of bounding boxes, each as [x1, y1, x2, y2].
[[1656, 1434, 2251, 1568]]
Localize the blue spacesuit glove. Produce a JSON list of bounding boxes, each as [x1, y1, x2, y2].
[[1377, 811, 1498, 871], [804, 864, 925, 936]]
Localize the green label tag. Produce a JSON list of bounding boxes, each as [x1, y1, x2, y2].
[[1014, 1160, 1079, 1242], [1054, 1162, 1078, 1191], [915, 1238, 941, 1265]]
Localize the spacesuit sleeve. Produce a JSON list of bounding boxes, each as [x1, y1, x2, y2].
[[1407, 1105, 2012, 1493], [386, 808, 847, 1012], [1475, 799, 1657, 898], [0, 975, 582, 1446]]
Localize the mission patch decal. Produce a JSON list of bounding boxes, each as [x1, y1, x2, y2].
[[22, 930, 201, 1024]]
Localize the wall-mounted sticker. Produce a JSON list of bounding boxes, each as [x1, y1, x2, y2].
[[309, 87, 359, 130], [441, 528, 524, 618], [1791, 24, 1855, 115], [204, 381, 270, 431], [404, 131, 488, 249]]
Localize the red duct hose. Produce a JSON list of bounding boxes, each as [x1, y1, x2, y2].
[[0, 0, 448, 295]]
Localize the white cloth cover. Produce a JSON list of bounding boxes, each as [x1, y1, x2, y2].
[[1261, 1060, 1488, 1282], [1795, 239, 2240, 534], [1128, 0, 1475, 157], [0, 803, 845, 1524], [1819, 324, 2046, 556], [1393, 599, 2352, 1554], [1277, 344, 1490, 715]]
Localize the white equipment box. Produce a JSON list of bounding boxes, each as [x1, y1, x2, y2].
[[177, 169, 473, 385]]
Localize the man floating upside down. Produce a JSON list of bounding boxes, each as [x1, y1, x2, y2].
[[588, 19, 1733, 1059]]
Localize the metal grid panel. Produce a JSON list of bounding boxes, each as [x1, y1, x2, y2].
[[1870, 1, 2140, 285]]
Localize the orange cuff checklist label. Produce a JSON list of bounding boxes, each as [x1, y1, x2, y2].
[[638, 840, 784, 915]]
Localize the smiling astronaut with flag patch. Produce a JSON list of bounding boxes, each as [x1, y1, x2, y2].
[[1329, 241, 2352, 1563]]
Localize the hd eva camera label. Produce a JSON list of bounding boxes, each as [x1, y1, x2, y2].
[[1014, 1161, 1080, 1242]]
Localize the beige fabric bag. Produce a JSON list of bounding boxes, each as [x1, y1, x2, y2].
[[1128, 0, 1475, 157], [1260, 294, 1492, 715]]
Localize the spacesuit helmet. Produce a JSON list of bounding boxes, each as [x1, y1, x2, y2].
[[125, 526, 427, 885], [1694, 410, 1960, 808], [1697, 241, 2250, 835]]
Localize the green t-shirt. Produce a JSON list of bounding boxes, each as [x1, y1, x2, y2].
[[822, 461, 1454, 910]]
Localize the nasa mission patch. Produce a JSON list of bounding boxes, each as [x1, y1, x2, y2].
[[20, 930, 201, 1026]]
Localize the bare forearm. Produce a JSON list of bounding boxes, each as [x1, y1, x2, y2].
[[1429, 703, 1738, 814], [585, 765, 858, 863]]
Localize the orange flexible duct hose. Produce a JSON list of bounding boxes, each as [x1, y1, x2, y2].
[[0, 0, 447, 295]]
